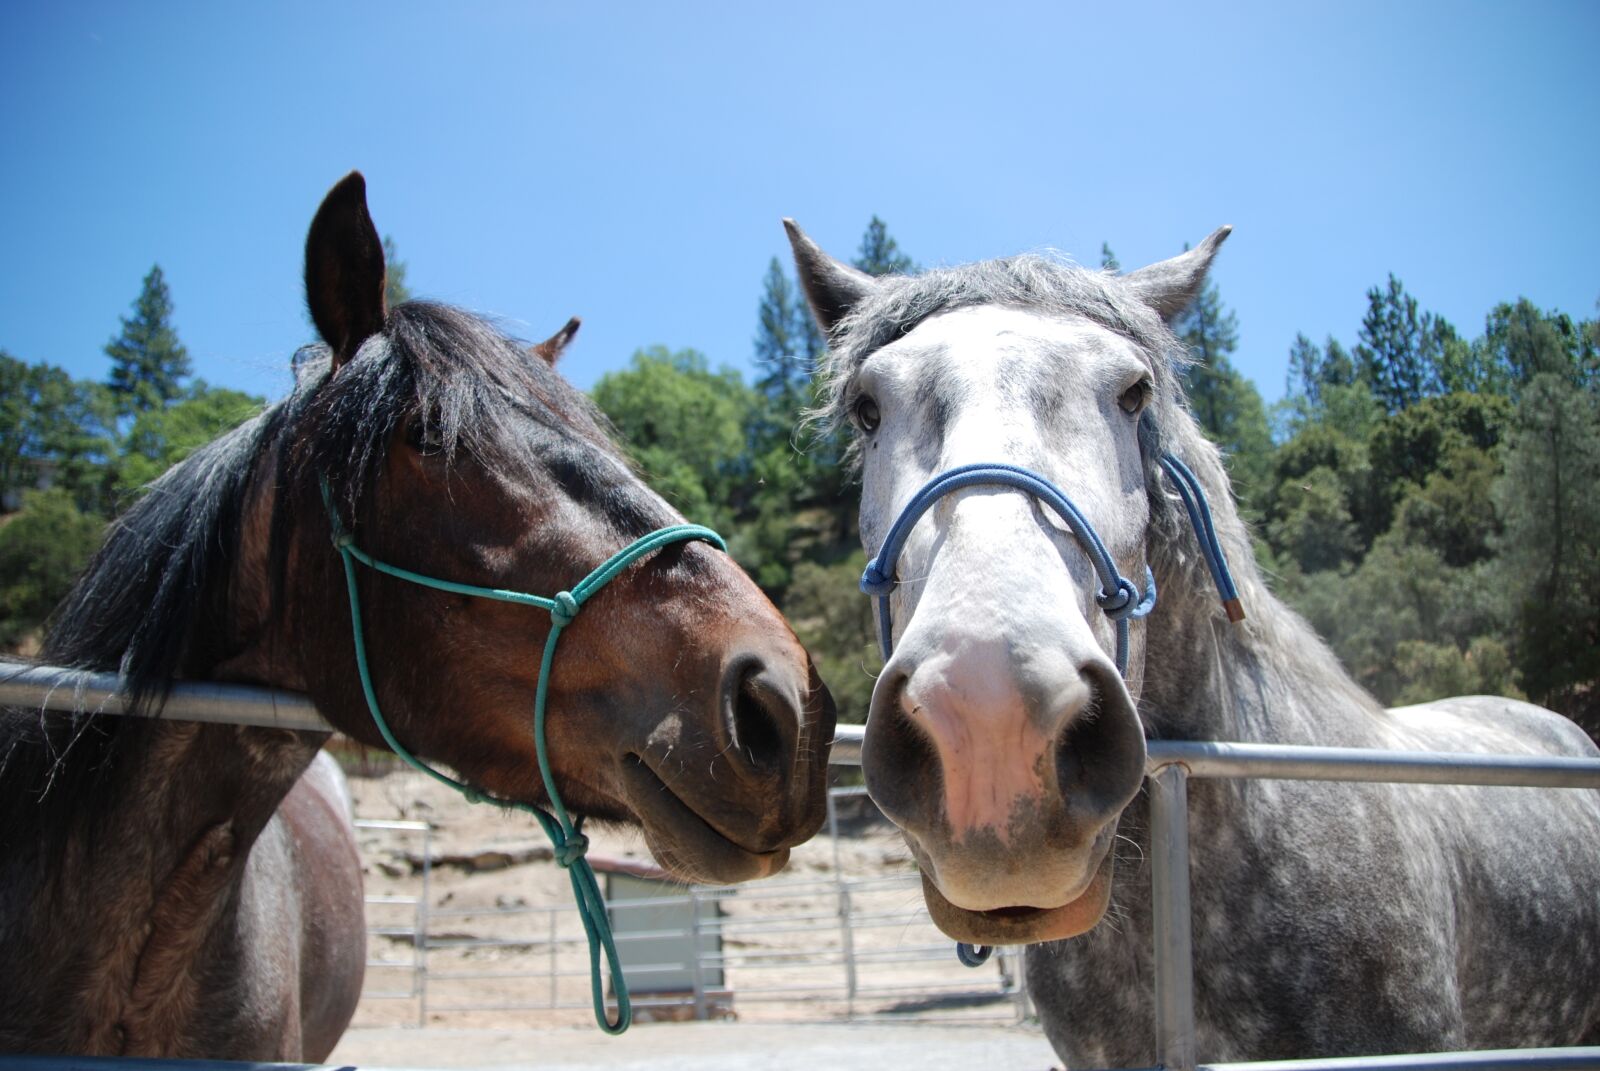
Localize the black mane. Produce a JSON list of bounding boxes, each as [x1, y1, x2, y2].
[[1, 301, 633, 831]]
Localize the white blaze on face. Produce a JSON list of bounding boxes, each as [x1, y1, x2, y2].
[[855, 306, 1153, 909]]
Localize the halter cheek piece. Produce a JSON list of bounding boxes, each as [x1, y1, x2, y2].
[[322, 478, 725, 1035], [859, 454, 1242, 964]]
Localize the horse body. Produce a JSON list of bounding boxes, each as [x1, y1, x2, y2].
[[785, 222, 1600, 1063], [1, 174, 834, 1059], [0, 715, 362, 1059]]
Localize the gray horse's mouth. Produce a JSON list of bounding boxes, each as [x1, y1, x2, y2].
[[919, 853, 1116, 945], [617, 757, 790, 885]]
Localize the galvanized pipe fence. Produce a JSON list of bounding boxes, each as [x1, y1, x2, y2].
[[351, 787, 1029, 1027], [4, 662, 1599, 1070]]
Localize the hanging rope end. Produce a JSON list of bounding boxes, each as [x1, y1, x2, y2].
[[1223, 597, 1246, 624]]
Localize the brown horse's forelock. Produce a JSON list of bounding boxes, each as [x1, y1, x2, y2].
[[0, 301, 637, 844]]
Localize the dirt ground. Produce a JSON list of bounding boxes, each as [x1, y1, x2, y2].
[[328, 1022, 1061, 1070], [342, 767, 1037, 1036]]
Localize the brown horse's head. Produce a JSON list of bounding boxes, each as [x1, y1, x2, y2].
[[787, 220, 1231, 943], [272, 174, 833, 884]]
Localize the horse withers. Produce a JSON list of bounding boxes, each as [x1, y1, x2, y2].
[[0, 174, 835, 1061], [785, 221, 1600, 1064]]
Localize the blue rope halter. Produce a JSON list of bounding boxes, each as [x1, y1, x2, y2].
[[322, 479, 725, 1035], [859, 454, 1243, 964]]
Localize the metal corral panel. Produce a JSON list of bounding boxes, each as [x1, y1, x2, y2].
[[604, 871, 722, 994]]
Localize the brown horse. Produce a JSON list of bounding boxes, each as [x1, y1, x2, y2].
[[0, 174, 835, 1060]]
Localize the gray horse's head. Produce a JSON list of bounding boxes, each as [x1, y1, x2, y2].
[[788, 221, 1230, 945]]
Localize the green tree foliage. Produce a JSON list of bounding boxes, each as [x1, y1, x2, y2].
[[0, 489, 105, 647], [854, 216, 915, 277], [1353, 274, 1461, 414], [1492, 374, 1600, 729], [753, 258, 811, 417], [783, 553, 880, 722], [0, 351, 119, 514], [1171, 267, 1272, 507], [119, 383, 264, 491], [1099, 243, 1120, 271], [591, 347, 755, 535], [106, 265, 191, 415], [383, 235, 412, 308], [1475, 298, 1596, 395]]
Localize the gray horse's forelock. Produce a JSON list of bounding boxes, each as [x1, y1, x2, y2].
[[810, 253, 1192, 444], [804, 249, 1223, 599]]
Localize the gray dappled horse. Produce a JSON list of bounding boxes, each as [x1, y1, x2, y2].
[[0, 175, 835, 1060], [786, 222, 1600, 1065]]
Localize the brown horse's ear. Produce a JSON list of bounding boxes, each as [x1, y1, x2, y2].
[[784, 218, 878, 334], [305, 171, 388, 368], [1122, 226, 1232, 324], [531, 316, 581, 366]]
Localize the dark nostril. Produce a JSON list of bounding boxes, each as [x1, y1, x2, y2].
[[727, 662, 793, 772], [1053, 663, 1146, 824]]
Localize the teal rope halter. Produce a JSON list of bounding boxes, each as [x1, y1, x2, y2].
[[321, 479, 725, 1034]]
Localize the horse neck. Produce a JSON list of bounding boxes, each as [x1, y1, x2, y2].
[[1137, 433, 1385, 748]]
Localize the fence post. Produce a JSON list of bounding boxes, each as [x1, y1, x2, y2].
[[827, 790, 859, 1016], [689, 888, 708, 1021], [417, 822, 431, 1029], [1149, 762, 1195, 1071]]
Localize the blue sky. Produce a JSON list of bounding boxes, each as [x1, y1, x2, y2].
[[3, 2, 1596, 408]]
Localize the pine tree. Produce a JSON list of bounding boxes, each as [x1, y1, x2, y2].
[[1100, 243, 1120, 271], [853, 216, 914, 277], [383, 235, 412, 308], [1173, 265, 1241, 435], [105, 265, 191, 415], [1354, 274, 1453, 413], [1493, 373, 1600, 729], [753, 258, 808, 415], [1171, 258, 1272, 508]]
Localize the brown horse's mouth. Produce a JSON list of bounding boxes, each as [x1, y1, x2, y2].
[[617, 758, 789, 885], [919, 852, 1116, 945]]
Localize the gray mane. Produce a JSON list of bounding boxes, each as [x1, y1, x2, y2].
[[813, 253, 1190, 434]]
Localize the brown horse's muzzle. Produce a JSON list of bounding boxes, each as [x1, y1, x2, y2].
[[618, 647, 836, 885]]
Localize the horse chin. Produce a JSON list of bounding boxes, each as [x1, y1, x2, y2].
[[617, 759, 790, 885], [920, 853, 1115, 945]]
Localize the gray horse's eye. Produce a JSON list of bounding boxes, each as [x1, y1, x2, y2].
[[1117, 380, 1152, 416], [855, 396, 882, 433]]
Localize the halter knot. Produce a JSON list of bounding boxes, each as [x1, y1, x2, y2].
[[859, 561, 894, 597], [1096, 576, 1141, 620], [550, 591, 580, 628], [331, 532, 354, 550], [555, 831, 590, 867]]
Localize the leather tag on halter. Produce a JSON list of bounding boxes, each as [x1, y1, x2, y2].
[[1224, 598, 1246, 624]]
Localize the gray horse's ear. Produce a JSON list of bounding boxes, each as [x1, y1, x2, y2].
[[530, 316, 581, 366], [784, 219, 879, 334], [1122, 226, 1232, 323]]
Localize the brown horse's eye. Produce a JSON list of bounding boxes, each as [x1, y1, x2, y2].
[[1118, 379, 1152, 416], [855, 396, 882, 433], [404, 416, 446, 455]]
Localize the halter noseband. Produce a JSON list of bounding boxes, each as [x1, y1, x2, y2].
[[860, 454, 1241, 671], [323, 478, 725, 1035]]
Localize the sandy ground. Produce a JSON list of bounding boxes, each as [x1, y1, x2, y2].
[[342, 767, 1038, 1036], [328, 1022, 1061, 1070]]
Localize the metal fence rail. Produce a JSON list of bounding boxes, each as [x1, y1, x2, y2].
[[5, 664, 1600, 1070]]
